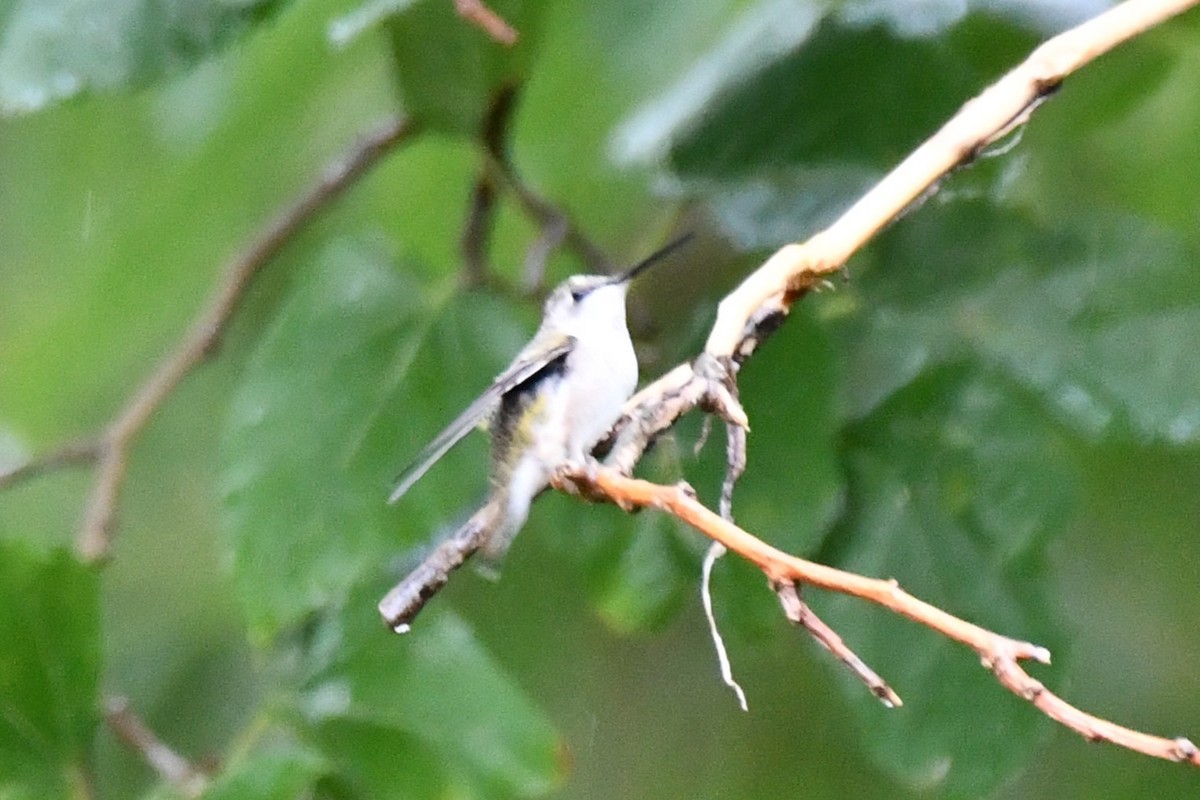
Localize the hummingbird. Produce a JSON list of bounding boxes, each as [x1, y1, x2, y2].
[[379, 235, 692, 632]]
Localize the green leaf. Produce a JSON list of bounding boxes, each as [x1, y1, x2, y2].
[[736, 308, 843, 554], [819, 369, 1067, 797], [310, 719, 448, 800], [1018, 27, 1187, 230], [0, 542, 100, 800], [665, 19, 982, 178], [615, 2, 1084, 174], [386, 0, 549, 134], [591, 511, 692, 633], [849, 365, 1079, 561], [221, 237, 539, 641], [702, 165, 882, 250], [220, 239, 435, 641], [612, 7, 1071, 248], [204, 740, 327, 800], [296, 580, 564, 797], [328, 0, 419, 49], [0, 0, 286, 116], [836, 203, 1200, 445]]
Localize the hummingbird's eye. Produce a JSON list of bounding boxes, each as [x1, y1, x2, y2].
[[569, 288, 588, 303]]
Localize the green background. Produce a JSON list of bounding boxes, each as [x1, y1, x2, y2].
[[2, 0, 1199, 797]]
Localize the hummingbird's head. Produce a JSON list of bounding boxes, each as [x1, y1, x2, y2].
[[540, 234, 693, 337], [542, 274, 631, 337]]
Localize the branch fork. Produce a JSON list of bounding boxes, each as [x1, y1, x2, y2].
[[558, 465, 1198, 766]]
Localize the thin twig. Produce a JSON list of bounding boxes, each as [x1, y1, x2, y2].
[[453, 0, 519, 45], [104, 695, 209, 797], [716, 381, 896, 706], [775, 581, 902, 708], [77, 116, 415, 561], [591, 13, 1200, 761], [718, 396, 746, 520], [555, 467, 1199, 765], [463, 85, 607, 291], [692, 414, 714, 456], [0, 438, 100, 490], [520, 212, 569, 292], [0, 117, 416, 562]]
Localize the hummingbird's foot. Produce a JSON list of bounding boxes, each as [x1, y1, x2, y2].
[[550, 462, 580, 494], [580, 456, 602, 485], [551, 458, 604, 499]]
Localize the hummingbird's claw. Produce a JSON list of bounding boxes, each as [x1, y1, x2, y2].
[[551, 458, 606, 500], [550, 462, 581, 494]]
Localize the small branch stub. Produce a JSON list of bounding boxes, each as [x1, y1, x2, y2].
[[775, 581, 902, 709]]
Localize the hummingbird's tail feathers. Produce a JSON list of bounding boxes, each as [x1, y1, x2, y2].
[[388, 337, 576, 504], [618, 231, 695, 283], [388, 393, 498, 504], [378, 500, 503, 633]]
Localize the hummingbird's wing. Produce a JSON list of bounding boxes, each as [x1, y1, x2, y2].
[[388, 333, 575, 504]]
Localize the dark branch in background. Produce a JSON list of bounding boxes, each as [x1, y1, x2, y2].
[[494, 158, 612, 290], [556, 0, 1200, 767], [466, 85, 612, 292], [453, 0, 518, 46], [0, 116, 416, 562], [459, 86, 515, 289], [461, 171, 499, 288], [104, 695, 208, 798]]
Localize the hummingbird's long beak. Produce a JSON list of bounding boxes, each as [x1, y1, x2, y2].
[[616, 232, 694, 284]]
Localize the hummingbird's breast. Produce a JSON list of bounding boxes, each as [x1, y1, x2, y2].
[[563, 326, 637, 461]]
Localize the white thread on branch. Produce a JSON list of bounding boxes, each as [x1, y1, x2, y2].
[[701, 541, 748, 711]]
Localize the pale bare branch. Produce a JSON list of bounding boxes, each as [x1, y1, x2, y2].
[[556, 467, 1198, 766]]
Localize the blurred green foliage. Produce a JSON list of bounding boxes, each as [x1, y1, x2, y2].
[[2, 0, 1199, 798]]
